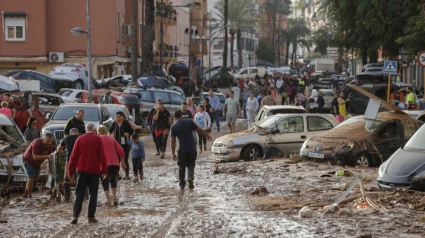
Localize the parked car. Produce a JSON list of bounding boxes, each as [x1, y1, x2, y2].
[[49, 63, 97, 90], [5, 70, 60, 93], [362, 62, 384, 73], [234, 67, 266, 81], [138, 75, 184, 96], [195, 92, 226, 117], [58, 88, 87, 103], [123, 88, 186, 127], [309, 89, 335, 112], [344, 74, 382, 86], [252, 105, 307, 125], [404, 110, 425, 122], [41, 103, 114, 145], [212, 113, 338, 162], [300, 112, 423, 167], [0, 114, 48, 188], [96, 75, 132, 86], [377, 122, 425, 191], [104, 104, 133, 122], [33, 92, 64, 115]]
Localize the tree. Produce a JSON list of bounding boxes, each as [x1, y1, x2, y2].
[[256, 40, 275, 63], [142, 0, 154, 74], [131, 0, 138, 84], [214, 0, 257, 69], [281, 18, 310, 66], [223, 0, 229, 70], [396, 13, 425, 56], [263, 0, 292, 65], [312, 27, 335, 56]]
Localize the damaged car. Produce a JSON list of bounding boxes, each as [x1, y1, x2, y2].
[[300, 112, 422, 167], [0, 114, 48, 190], [377, 123, 425, 191], [212, 113, 338, 162]]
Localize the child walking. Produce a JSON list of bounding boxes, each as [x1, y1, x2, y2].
[[194, 104, 211, 153], [128, 133, 146, 182]]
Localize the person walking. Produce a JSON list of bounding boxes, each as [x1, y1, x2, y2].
[[57, 128, 80, 202], [224, 91, 242, 134], [286, 83, 295, 106], [246, 91, 259, 127], [64, 109, 85, 136], [0, 101, 12, 117], [23, 117, 38, 142], [170, 111, 212, 191], [97, 125, 125, 206], [128, 133, 146, 182], [186, 97, 197, 116], [22, 134, 54, 198], [69, 123, 107, 224], [203, 97, 213, 126], [194, 104, 211, 153], [153, 101, 172, 159], [338, 93, 350, 120], [406, 87, 417, 110], [109, 111, 134, 179], [276, 77, 283, 97], [3, 93, 16, 119], [241, 87, 250, 118], [208, 90, 220, 132], [261, 90, 277, 107], [147, 99, 162, 155], [176, 102, 193, 119], [230, 83, 241, 101]]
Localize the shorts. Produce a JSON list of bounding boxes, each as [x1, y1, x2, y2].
[[226, 114, 237, 124], [23, 161, 40, 179]]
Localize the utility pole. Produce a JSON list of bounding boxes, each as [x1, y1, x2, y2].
[[86, 0, 92, 102], [140, 0, 145, 73], [188, 10, 192, 77], [131, 0, 138, 84], [159, 0, 164, 75]]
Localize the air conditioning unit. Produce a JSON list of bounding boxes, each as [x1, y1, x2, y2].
[[123, 25, 131, 36], [49, 52, 65, 63]]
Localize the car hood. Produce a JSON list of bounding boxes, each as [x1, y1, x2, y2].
[[381, 149, 425, 177], [43, 120, 99, 131], [214, 129, 258, 144]]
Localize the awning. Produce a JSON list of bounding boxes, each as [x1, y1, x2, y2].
[[2, 12, 27, 17]]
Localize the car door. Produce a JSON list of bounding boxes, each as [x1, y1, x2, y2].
[[100, 107, 113, 129], [306, 116, 334, 138], [35, 73, 55, 93], [249, 68, 258, 79], [348, 88, 368, 114], [372, 121, 404, 160], [268, 116, 306, 154]]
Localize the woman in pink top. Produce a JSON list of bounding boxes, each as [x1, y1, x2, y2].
[[0, 101, 12, 117], [97, 125, 125, 206]]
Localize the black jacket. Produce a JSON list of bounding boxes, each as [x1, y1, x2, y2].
[[64, 117, 85, 135]]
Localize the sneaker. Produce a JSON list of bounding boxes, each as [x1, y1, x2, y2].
[[204, 146, 207, 151], [160, 153, 165, 159], [133, 178, 139, 183], [113, 199, 118, 206], [71, 217, 78, 224], [140, 175, 144, 180], [217, 128, 220, 132], [124, 176, 131, 180], [188, 178, 194, 189], [155, 152, 160, 155], [88, 217, 98, 223]]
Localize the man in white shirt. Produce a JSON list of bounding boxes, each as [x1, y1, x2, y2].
[[246, 91, 259, 127], [275, 77, 283, 96], [230, 83, 241, 101]]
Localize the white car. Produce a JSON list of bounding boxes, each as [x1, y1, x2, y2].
[[404, 110, 425, 122], [58, 88, 87, 103], [49, 63, 95, 90]]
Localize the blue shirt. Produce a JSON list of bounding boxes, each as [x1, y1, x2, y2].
[[170, 119, 198, 152], [208, 95, 220, 110], [128, 140, 145, 160]]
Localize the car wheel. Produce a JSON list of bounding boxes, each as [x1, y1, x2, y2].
[[24, 91, 33, 108], [141, 112, 149, 127], [72, 80, 84, 90], [356, 154, 371, 167], [242, 145, 261, 161]]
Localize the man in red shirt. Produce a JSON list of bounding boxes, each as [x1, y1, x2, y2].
[[22, 134, 53, 198], [68, 123, 107, 224]]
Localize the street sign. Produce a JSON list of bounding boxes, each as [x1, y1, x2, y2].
[[383, 61, 397, 74], [417, 50, 425, 68]]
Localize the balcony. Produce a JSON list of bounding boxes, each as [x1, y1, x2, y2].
[[154, 44, 179, 63], [156, 1, 177, 25]]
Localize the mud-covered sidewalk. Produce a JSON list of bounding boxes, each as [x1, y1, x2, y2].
[[1, 123, 425, 237]]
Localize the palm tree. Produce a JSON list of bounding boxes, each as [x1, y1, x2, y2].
[[263, 0, 292, 64], [223, 0, 229, 70], [131, 0, 138, 84], [214, 0, 257, 69], [281, 18, 310, 66], [142, 0, 155, 74]]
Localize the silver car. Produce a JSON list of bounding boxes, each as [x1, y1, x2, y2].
[[49, 63, 95, 90], [212, 113, 338, 162]]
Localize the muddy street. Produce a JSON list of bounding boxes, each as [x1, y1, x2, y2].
[[1, 121, 425, 238]]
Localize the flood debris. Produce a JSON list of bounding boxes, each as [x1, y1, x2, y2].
[[213, 165, 247, 174], [250, 186, 269, 196], [299, 206, 313, 218]]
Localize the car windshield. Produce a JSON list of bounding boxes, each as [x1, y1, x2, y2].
[[106, 107, 126, 120], [336, 117, 382, 131], [322, 91, 334, 96], [0, 124, 25, 147], [52, 106, 100, 121], [404, 124, 425, 152], [257, 116, 280, 129], [269, 109, 306, 115]]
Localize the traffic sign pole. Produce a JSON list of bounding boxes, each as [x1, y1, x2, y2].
[[387, 74, 391, 102], [417, 51, 425, 93]]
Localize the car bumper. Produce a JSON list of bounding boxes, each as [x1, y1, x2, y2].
[[300, 148, 347, 160], [212, 147, 241, 161]]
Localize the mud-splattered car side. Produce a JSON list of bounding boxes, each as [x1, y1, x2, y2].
[[300, 112, 423, 167], [212, 114, 338, 162]]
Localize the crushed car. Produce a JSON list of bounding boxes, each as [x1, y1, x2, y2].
[[212, 113, 338, 162]]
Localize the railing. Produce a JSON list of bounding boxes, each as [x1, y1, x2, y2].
[[155, 44, 179, 58]]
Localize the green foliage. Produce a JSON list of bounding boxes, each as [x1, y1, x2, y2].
[[256, 40, 275, 63], [396, 14, 425, 56], [312, 27, 336, 56]]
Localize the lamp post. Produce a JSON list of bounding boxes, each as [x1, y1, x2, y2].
[[208, 18, 217, 83], [159, 1, 194, 76], [71, 0, 92, 103]]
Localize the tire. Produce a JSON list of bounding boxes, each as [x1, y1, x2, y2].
[[241, 145, 261, 161], [355, 154, 371, 167], [72, 80, 84, 90], [141, 112, 149, 128], [23, 91, 33, 108]]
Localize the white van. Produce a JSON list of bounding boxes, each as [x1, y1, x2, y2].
[[234, 67, 266, 81]]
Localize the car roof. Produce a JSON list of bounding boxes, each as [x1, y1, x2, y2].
[[263, 105, 306, 110], [59, 103, 101, 108], [0, 114, 15, 126], [201, 92, 225, 96], [33, 92, 61, 97], [403, 110, 425, 116], [104, 104, 126, 109], [266, 113, 312, 120], [59, 88, 87, 92], [7, 70, 51, 77]]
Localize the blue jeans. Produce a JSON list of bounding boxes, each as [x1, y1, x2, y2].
[[23, 161, 40, 179], [212, 109, 220, 129], [132, 157, 144, 176]]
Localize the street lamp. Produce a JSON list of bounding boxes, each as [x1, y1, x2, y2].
[[159, 1, 194, 76], [70, 0, 92, 103], [208, 18, 217, 83]]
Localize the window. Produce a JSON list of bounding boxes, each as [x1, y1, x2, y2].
[[277, 117, 304, 133], [153, 91, 170, 104], [170, 93, 184, 105], [378, 122, 398, 140], [138, 90, 153, 103], [35, 73, 49, 84], [307, 116, 333, 131], [4, 16, 26, 41], [240, 69, 248, 75], [250, 69, 258, 74], [116, 13, 120, 41]]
